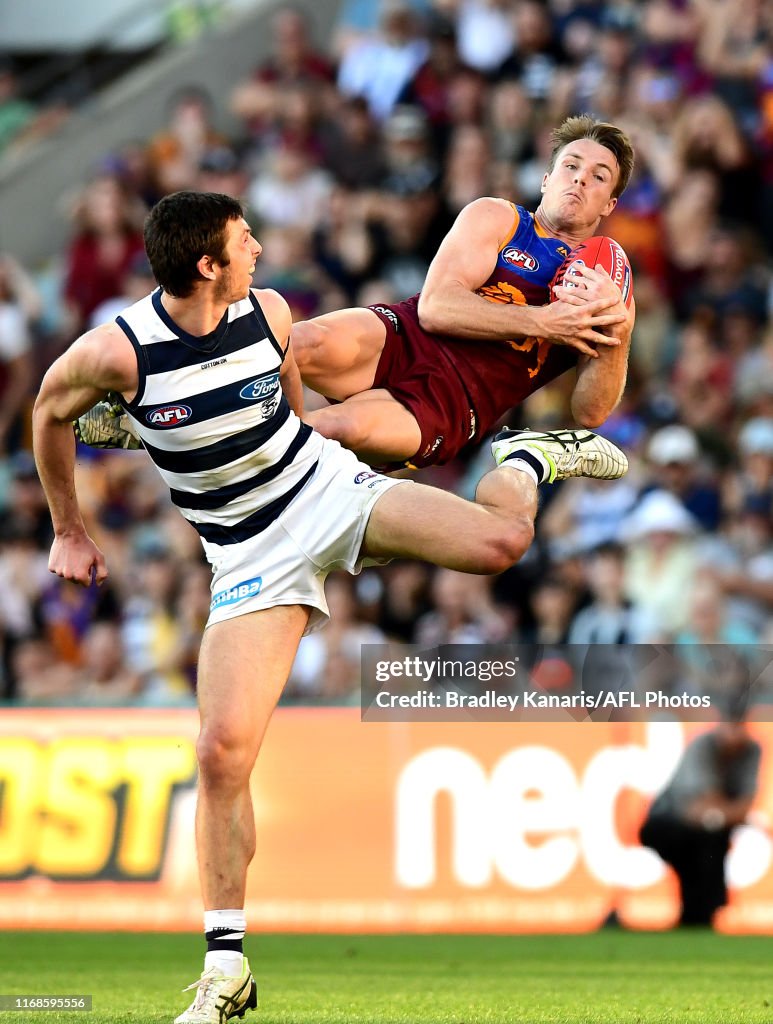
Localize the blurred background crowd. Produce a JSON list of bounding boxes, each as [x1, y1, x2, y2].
[[0, 0, 772, 708]]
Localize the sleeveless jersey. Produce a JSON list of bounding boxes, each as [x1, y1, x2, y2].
[[448, 202, 579, 431], [368, 205, 587, 466], [116, 289, 323, 551], [478, 202, 571, 307]]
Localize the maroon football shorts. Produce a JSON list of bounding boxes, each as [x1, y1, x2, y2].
[[368, 296, 477, 469]]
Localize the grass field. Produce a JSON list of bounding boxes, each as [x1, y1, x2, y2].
[[0, 930, 770, 1023]]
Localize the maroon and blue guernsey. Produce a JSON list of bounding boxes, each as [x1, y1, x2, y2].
[[369, 203, 582, 467]]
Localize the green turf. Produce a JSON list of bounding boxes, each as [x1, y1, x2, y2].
[[0, 930, 770, 1023]]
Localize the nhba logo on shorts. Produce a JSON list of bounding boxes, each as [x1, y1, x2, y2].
[[146, 404, 192, 427], [502, 247, 539, 272], [211, 575, 263, 611], [354, 471, 379, 485], [240, 372, 280, 401]]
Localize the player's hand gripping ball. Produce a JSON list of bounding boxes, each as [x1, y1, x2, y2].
[[551, 236, 633, 309]]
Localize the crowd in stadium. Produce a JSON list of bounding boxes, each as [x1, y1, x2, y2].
[[0, 0, 772, 706]]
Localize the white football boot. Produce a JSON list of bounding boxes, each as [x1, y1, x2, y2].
[[492, 427, 628, 482], [174, 959, 258, 1023]]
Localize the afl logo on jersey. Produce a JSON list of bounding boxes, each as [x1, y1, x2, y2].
[[502, 247, 539, 272], [240, 372, 280, 401], [146, 404, 192, 427]]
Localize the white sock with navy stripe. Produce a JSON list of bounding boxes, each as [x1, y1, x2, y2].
[[204, 909, 245, 977], [500, 447, 552, 486]]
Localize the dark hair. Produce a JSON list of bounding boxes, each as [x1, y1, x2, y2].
[[589, 541, 626, 562], [144, 191, 244, 298], [548, 115, 635, 198]]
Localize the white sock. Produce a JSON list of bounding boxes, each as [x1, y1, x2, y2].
[[502, 457, 543, 487], [204, 949, 244, 976], [204, 909, 245, 977]]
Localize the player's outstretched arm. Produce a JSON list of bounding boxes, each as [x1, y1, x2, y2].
[[417, 197, 625, 350], [32, 324, 137, 586], [570, 295, 635, 428]]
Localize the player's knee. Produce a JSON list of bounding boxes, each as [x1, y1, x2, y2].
[[291, 319, 327, 374], [480, 518, 534, 573], [307, 405, 371, 452], [196, 726, 257, 790]]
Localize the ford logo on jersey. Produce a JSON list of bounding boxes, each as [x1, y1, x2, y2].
[[240, 372, 280, 401], [146, 404, 192, 427], [502, 247, 539, 272]]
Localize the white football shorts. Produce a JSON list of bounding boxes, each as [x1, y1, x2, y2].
[[204, 438, 409, 634]]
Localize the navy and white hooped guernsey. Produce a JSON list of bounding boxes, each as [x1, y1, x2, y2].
[[116, 288, 324, 550]]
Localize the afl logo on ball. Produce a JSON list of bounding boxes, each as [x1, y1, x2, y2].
[[146, 404, 192, 427], [502, 247, 539, 272]]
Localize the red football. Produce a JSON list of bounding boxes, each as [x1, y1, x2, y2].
[[551, 235, 633, 308]]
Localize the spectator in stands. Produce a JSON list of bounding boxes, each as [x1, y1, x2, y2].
[[644, 424, 722, 531], [723, 416, 773, 514], [670, 320, 734, 432], [146, 86, 224, 197], [675, 572, 759, 648], [621, 489, 700, 635], [0, 254, 37, 454], [62, 174, 145, 332], [71, 621, 142, 705], [11, 633, 76, 704], [497, 0, 567, 104], [254, 224, 343, 322], [248, 139, 333, 232], [709, 493, 773, 639], [320, 96, 387, 190], [288, 574, 386, 701], [89, 252, 156, 329], [230, 4, 334, 142], [195, 146, 247, 201], [337, 0, 429, 121], [671, 94, 760, 228], [453, 0, 515, 75], [523, 573, 578, 645], [540, 474, 641, 558], [640, 711, 761, 926], [415, 569, 511, 646], [685, 227, 768, 328], [568, 542, 658, 645], [442, 123, 490, 213], [0, 513, 51, 700], [311, 186, 382, 303], [373, 561, 432, 642], [121, 542, 189, 703], [663, 169, 721, 316]]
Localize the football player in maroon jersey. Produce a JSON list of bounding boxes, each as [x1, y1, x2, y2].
[[293, 115, 636, 470]]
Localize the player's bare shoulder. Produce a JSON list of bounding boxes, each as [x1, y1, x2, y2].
[[67, 320, 139, 395], [447, 196, 521, 253], [251, 287, 292, 346]]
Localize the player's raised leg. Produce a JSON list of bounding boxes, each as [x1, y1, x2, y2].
[[363, 463, 538, 573], [175, 603, 310, 1024], [305, 389, 422, 465], [362, 428, 629, 570], [292, 308, 387, 400]]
